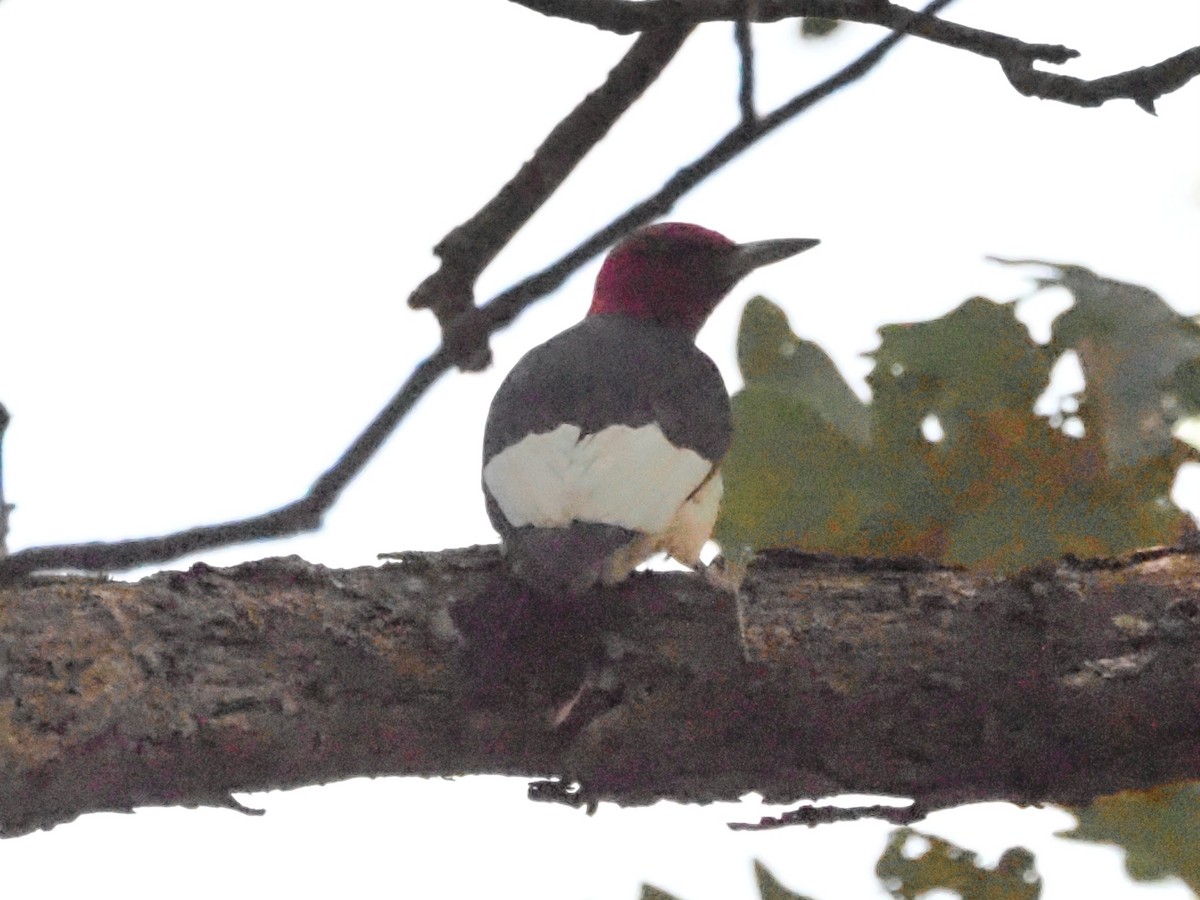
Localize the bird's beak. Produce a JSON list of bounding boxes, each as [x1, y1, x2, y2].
[[727, 237, 820, 281]]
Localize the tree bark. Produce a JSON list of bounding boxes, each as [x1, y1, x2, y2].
[[1, 546, 1197, 836]]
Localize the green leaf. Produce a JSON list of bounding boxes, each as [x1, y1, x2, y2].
[[720, 287, 1198, 573], [718, 383, 871, 563], [875, 828, 1041, 899], [862, 297, 1058, 565], [868, 296, 1053, 432], [738, 297, 869, 445], [800, 17, 840, 38], [1060, 782, 1200, 892], [718, 299, 873, 563], [1005, 259, 1200, 467], [640, 864, 818, 900], [1166, 352, 1200, 420], [754, 860, 818, 900], [640, 886, 682, 900]]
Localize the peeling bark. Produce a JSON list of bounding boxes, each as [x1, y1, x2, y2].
[[1, 547, 1198, 836]]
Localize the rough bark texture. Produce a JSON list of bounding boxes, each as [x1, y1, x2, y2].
[[1, 546, 1198, 836]]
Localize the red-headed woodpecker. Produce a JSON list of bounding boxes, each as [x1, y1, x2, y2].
[[483, 222, 818, 595]]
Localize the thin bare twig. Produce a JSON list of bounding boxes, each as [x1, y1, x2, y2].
[[0, 1, 950, 581], [735, 2, 757, 123], [729, 801, 928, 830], [407, 24, 692, 370], [0, 352, 452, 580], [510, 0, 1200, 112], [1002, 43, 1200, 114]]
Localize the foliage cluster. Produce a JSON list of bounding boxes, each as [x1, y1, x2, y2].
[[642, 782, 1200, 897], [718, 264, 1200, 573]]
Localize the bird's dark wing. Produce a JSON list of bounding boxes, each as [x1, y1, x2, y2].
[[481, 316, 732, 594], [483, 316, 731, 465]]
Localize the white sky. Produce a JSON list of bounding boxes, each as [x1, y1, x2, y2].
[[0, 0, 1198, 897]]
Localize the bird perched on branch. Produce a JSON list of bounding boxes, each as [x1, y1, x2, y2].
[[483, 222, 818, 596]]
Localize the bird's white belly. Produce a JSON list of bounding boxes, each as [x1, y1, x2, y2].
[[483, 421, 722, 573]]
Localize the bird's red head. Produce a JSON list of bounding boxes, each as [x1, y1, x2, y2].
[[588, 222, 818, 337]]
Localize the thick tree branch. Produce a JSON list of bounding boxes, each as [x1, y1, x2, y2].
[[3, 548, 1199, 836], [510, 0, 1200, 112], [0, 2, 939, 581]]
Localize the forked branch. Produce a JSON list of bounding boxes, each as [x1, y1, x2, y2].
[[510, 0, 1199, 113], [406, 25, 692, 369]]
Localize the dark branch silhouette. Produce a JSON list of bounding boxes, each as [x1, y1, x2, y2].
[[446, 0, 955, 360], [1001, 44, 1200, 114], [509, 0, 1200, 112], [509, 0, 1075, 54], [406, 25, 692, 369], [734, 7, 757, 124], [0, 0, 952, 581], [728, 801, 928, 831]]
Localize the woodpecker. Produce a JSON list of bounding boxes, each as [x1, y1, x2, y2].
[[483, 222, 818, 595]]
